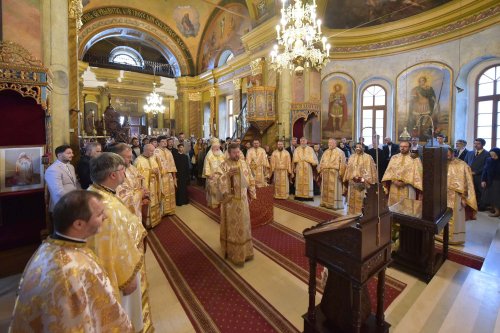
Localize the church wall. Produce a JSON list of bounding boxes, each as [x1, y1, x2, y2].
[[1, 0, 42, 60], [320, 24, 500, 146]]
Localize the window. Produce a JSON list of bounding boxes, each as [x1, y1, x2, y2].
[[109, 46, 144, 68], [218, 50, 234, 67], [361, 85, 386, 146], [475, 65, 500, 150], [228, 98, 235, 137]]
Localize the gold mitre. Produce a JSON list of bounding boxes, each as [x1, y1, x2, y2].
[[210, 138, 220, 146]]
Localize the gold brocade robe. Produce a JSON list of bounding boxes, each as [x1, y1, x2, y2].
[[318, 148, 346, 209], [246, 147, 270, 188], [87, 185, 152, 333], [293, 146, 318, 198], [87, 185, 147, 298], [343, 152, 378, 215], [215, 158, 256, 266], [117, 164, 145, 220], [154, 148, 177, 216], [134, 155, 161, 228], [203, 150, 226, 208], [381, 153, 423, 207], [270, 150, 292, 199], [439, 159, 478, 244], [10, 238, 133, 333]]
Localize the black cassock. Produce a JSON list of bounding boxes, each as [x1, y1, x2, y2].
[[174, 151, 190, 206]]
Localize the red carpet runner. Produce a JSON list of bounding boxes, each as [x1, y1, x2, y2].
[[187, 186, 406, 312], [148, 215, 298, 333]]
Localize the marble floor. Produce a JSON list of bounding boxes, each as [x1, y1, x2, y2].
[[1, 197, 499, 333]]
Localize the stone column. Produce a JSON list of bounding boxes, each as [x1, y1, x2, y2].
[[42, 0, 71, 152], [188, 92, 202, 138], [209, 87, 217, 138], [233, 78, 242, 116], [278, 69, 293, 140]]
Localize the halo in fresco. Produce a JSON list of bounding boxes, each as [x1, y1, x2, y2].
[[174, 6, 200, 38]]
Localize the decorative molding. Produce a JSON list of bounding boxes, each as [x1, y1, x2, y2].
[[331, 5, 500, 55], [250, 58, 264, 76], [233, 78, 241, 90], [69, 0, 84, 30], [188, 92, 202, 101], [0, 41, 52, 107], [80, 7, 194, 74], [290, 102, 321, 124], [209, 87, 217, 98]]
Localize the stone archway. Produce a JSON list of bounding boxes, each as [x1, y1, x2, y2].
[[79, 7, 195, 76]]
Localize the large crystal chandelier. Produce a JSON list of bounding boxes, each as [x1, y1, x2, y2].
[[270, 0, 331, 72], [144, 82, 165, 114]]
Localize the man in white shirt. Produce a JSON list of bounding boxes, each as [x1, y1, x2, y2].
[[45, 145, 81, 212]]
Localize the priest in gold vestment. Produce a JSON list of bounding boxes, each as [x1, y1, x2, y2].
[[215, 143, 256, 266], [270, 140, 293, 199], [318, 139, 346, 209], [437, 148, 477, 245], [155, 136, 177, 216], [203, 138, 226, 208], [10, 191, 133, 332], [293, 137, 319, 200], [109, 143, 148, 221], [88, 153, 152, 333], [134, 144, 162, 228], [343, 143, 378, 215], [381, 141, 423, 206], [246, 139, 270, 187]]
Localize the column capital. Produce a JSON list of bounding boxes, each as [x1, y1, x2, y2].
[[209, 87, 217, 98], [188, 92, 202, 101], [68, 0, 83, 30]]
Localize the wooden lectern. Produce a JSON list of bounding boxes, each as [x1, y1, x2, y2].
[[390, 147, 452, 282], [303, 184, 391, 333]]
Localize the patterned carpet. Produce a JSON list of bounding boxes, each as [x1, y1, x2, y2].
[[148, 215, 298, 333], [187, 186, 407, 312]]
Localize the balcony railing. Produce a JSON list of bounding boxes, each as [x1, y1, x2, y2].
[[82, 53, 176, 78]]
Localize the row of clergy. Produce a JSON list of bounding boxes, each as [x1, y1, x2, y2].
[[11, 149, 158, 332], [204, 137, 477, 245]]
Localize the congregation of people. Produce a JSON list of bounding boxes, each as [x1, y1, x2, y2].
[[9, 130, 500, 332]]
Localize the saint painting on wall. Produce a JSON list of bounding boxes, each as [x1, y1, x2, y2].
[[321, 73, 355, 142], [173, 6, 200, 38], [0, 146, 44, 193], [396, 62, 452, 143]]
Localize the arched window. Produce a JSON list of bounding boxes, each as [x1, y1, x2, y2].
[[109, 46, 144, 68], [475, 65, 500, 150], [218, 50, 234, 67], [361, 85, 386, 146]]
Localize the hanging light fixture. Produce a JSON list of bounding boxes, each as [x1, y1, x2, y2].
[[144, 66, 165, 114], [270, 0, 331, 72]]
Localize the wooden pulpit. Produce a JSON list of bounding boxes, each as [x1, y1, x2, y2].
[[303, 184, 391, 333], [390, 147, 452, 282]]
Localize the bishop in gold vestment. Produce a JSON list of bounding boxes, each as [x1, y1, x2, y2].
[[270, 141, 292, 199], [246, 139, 270, 187], [293, 138, 319, 199], [437, 149, 477, 245], [155, 137, 177, 216], [318, 139, 346, 209], [134, 144, 162, 228], [215, 144, 256, 266], [203, 139, 226, 208], [381, 141, 423, 207], [343, 143, 378, 215]]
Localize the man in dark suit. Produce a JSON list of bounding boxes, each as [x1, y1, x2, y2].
[[454, 139, 468, 161], [383, 137, 400, 167], [130, 137, 142, 161], [286, 137, 298, 194], [76, 142, 102, 189], [465, 138, 489, 209], [367, 135, 387, 181]]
